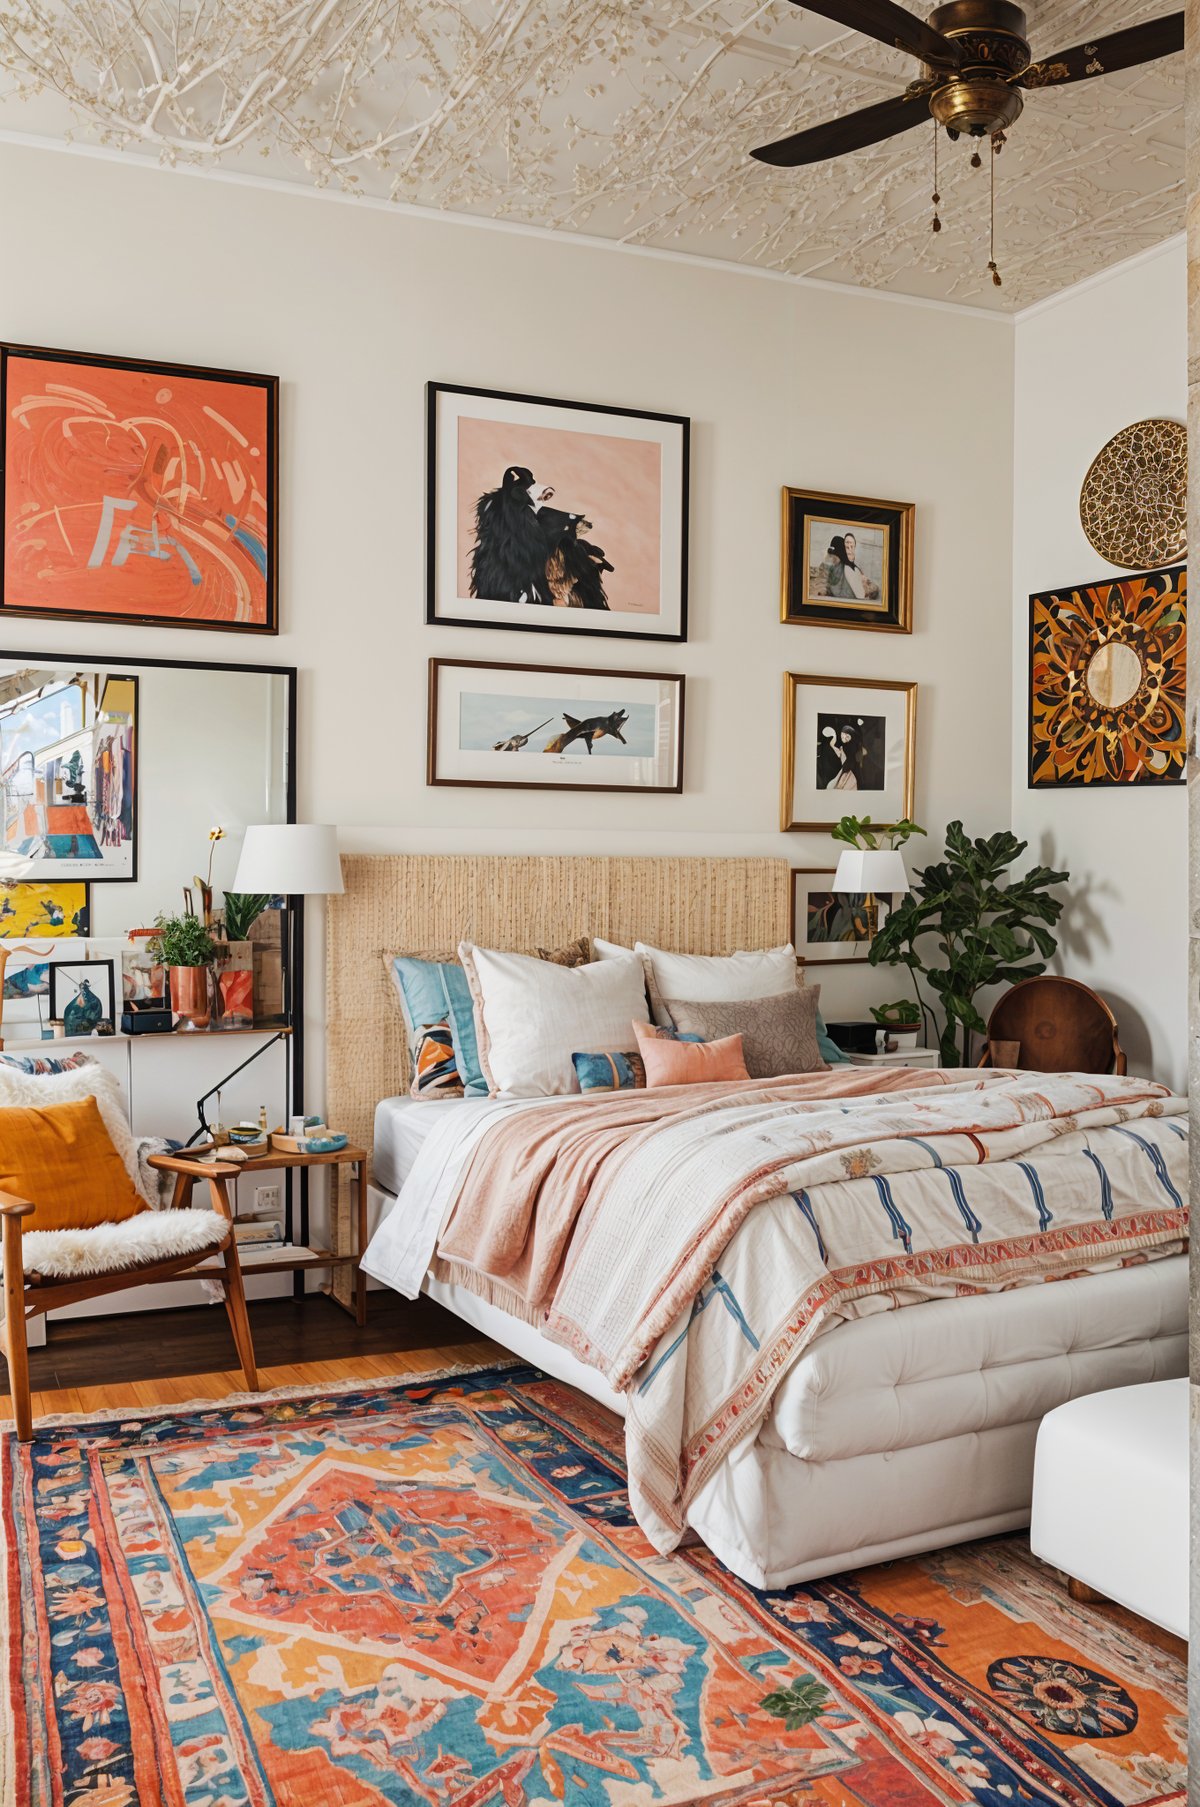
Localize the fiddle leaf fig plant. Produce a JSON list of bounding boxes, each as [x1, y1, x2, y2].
[[868, 822, 1067, 1067]]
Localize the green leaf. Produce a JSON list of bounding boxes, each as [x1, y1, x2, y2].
[[761, 1678, 832, 1730]]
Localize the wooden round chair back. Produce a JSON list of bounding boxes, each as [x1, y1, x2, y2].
[[981, 976, 1125, 1076]]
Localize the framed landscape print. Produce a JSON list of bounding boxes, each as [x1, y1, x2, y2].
[[790, 867, 901, 965], [429, 658, 684, 794], [1, 343, 278, 633], [0, 660, 138, 880], [0, 881, 89, 937], [426, 382, 689, 641], [1029, 564, 1186, 787], [781, 673, 916, 832], [781, 488, 914, 634]]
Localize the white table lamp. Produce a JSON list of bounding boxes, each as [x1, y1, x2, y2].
[[833, 847, 909, 941], [232, 824, 344, 898]]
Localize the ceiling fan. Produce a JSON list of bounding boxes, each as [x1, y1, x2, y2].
[[751, 2, 1184, 167]]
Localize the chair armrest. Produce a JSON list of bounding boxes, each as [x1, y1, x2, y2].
[[0, 1189, 35, 1219], [148, 1153, 243, 1181]]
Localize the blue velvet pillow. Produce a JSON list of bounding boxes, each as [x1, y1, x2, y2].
[[387, 955, 487, 1096], [815, 1009, 849, 1065]]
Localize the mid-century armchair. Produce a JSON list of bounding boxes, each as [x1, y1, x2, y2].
[[1, 1153, 259, 1441]]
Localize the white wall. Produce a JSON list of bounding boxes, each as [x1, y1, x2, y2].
[[1012, 238, 1187, 1090], [0, 143, 1016, 1100]]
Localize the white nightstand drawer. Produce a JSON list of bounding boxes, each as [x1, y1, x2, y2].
[[844, 1047, 940, 1069]]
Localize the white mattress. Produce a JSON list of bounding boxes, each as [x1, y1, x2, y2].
[[372, 1095, 466, 1196]]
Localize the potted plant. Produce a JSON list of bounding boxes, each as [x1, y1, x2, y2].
[[869, 822, 1067, 1067], [870, 998, 922, 1051], [148, 911, 218, 1030]]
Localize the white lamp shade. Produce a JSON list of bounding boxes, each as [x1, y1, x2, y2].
[[232, 824, 344, 897], [833, 847, 910, 896]]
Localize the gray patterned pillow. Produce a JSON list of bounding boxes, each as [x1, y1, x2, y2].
[[662, 986, 826, 1078]]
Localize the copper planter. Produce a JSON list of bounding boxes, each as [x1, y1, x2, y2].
[[169, 964, 211, 1030]]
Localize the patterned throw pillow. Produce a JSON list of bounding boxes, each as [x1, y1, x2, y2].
[[571, 1026, 703, 1093], [410, 1022, 465, 1098], [537, 936, 592, 968], [663, 986, 826, 1079], [0, 1049, 94, 1077]]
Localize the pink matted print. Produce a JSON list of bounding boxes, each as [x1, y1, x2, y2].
[[455, 415, 662, 615]]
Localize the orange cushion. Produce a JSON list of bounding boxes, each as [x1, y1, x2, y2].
[[633, 1021, 750, 1087], [0, 1096, 146, 1231]]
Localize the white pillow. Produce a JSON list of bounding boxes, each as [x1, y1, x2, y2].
[[459, 943, 650, 1097], [593, 937, 800, 1027], [0, 1059, 151, 1203]]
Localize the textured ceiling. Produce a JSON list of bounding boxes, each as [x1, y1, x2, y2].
[[0, 1, 1183, 311]]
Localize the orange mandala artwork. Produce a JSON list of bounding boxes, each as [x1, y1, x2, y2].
[[1029, 566, 1186, 787]]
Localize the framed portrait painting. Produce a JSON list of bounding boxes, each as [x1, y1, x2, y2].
[[0, 659, 138, 881], [781, 673, 916, 832], [790, 868, 901, 965], [426, 382, 689, 641], [1, 343, 278, 633], [781, 488, 914, 634], [1029, 564, 1186, 787], [428, 657, 684, 794]]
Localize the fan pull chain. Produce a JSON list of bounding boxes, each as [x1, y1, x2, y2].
[[931, 123, 941, 234], [987, 132, 1002, 287]]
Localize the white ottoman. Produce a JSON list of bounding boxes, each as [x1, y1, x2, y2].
[[1030, 1378, 1188, 1641]]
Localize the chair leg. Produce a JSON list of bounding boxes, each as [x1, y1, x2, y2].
[[1, 1252, 33, 1441], [220, 1243, 259, 1392]]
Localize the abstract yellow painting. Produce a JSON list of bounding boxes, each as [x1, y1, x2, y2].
[[0, 881, 89, 938]]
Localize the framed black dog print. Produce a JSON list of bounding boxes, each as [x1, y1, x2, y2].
[[426, 383, 689, 642]]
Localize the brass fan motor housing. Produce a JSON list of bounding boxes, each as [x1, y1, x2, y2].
[[925, 0, 1030, 136]]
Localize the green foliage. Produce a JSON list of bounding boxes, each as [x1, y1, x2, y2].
[[222, 892, 271, 943], [869, 822, 1067, 1066], [871, 998, 921, 1026], [760, 1677, 832, 1732], [831, 814, 926, 852], [148, 911, 218, 968]]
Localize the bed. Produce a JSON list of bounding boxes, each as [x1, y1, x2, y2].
[[329, 855, 1189, 1589]]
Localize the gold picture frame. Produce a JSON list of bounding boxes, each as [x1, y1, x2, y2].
[[781, 487, 914, 634], [781, 672, 917, 832]]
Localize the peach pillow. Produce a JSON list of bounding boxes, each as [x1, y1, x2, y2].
[[633, 1021, 749, 1088], [0, 1095, 147, 1231]]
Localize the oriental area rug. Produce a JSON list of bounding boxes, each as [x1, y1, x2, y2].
[[1, 1363, 1185, 1806]]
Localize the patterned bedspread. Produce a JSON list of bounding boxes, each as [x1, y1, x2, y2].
[[433, 1068, 1188, 1551]]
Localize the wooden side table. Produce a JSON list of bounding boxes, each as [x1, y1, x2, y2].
[[150, 1142, 371, 1325]]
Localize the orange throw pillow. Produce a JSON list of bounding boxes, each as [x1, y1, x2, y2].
[[633, 1021, 750, 1088], [0, 1096, 146, 1231]]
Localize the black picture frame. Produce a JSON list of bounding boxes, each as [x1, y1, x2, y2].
[[0, 342, 279, 635], [425, 380, 690, 643], [781, 487, 914, 635], [49, 956, 116, 1034]]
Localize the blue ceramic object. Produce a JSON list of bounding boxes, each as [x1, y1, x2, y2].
[[63, 978, 103, 1037]]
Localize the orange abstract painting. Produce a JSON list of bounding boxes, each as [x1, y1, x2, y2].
[[1, 346, 277, 632]]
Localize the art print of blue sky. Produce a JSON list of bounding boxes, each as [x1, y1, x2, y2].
[[459, 692, 656, 758]]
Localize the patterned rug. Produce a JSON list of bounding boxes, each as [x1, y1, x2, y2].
[[1, 1363, 1185, 1806]]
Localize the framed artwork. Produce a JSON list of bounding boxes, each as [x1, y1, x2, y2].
[[429, 657, 684, 794], [790, 868, 901, 965], [1, 343, 278, 633], [0, 662, 138, 881], [781, 673, 916, 832], [781, 488, 914, 634], [121, 945, 166, 1003], [426, 382, 689, 642], [49, 956, 116, 1035], [0, 881, 89, 937], [1029, 564, 1186, 787]]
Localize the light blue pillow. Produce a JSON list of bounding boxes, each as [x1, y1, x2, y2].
[[815, 1009, 849, 1065], [388, 955, 487, 1096]]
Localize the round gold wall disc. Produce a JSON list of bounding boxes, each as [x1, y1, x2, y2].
[[1079, 418, 1187, 569]]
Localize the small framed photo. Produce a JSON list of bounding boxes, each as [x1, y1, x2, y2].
[[781, 673, 916, 832], [791, 868, 902, 966], [781, 488, 914, 634], [49, 957, 116, 1035], [426, 382, 689, 642], [429, 657, 684, 794]]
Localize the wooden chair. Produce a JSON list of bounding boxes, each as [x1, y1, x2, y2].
[[978, 976, 1126, 1076], [0, 1152, 258, 1441]]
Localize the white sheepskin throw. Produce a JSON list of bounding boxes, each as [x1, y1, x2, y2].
[[0, 1058, 151, 1204], [18, 1209, 227, 1279]]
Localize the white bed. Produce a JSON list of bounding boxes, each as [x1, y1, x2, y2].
[[364, 1091, 1189, 1588]]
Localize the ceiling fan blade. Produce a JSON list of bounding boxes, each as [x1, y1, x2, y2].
[[1020, 13, 1184, 87], [751, 85, 932, 166], [786, 0, 964, 67]]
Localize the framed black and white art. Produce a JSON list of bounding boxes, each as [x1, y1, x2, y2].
[[781, 673, 917, 833], [426, 383, 689, 642]]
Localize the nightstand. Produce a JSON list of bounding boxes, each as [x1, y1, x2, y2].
[[844, 1046, 941, 1070]]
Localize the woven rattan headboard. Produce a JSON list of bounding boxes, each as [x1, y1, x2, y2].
[[326, 853, 791, 1164]]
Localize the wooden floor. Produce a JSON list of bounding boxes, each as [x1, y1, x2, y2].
[[0, 1294, 505, 1423]]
